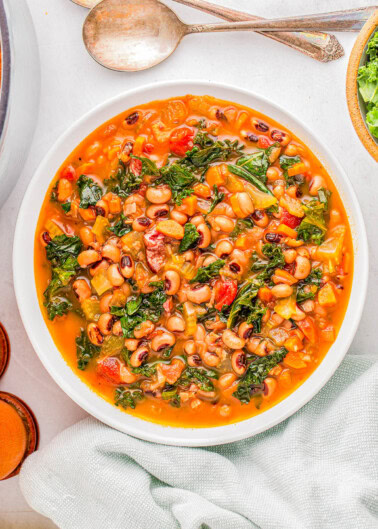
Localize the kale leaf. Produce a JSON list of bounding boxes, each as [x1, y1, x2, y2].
[[76, 329, 101, 370], [246, 300, 266, 333], [227, 280, 261, 329], [183, 136, 244, 168], [179, 223, 200, 253], [296, 200, 327, 245], [296, 268, 323, 304], [236, 151, 269, 181], [61, 202, 71, 214], [77, 175, 102, 208], [230, 218, 254, 239], [179, 367, 218, 392], [114, 387, 143, 409], [228, 164, 271, 194], [44, 236, 82, 320], [106, 161, 143, 197], [318, 188, 332, 211], [45, 235, 82, 267], [109, 214, 132, 237], [45, 297, 72, 321], [190, 258, 225, 284], [233, 348, 288, 404], [251, 243, 285, 281], [157, 163, 196, 205], [114, 283, 167, 338], [206, 184, 225, 216]]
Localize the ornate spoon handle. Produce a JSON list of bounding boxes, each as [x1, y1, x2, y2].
[[173, 0, 345, 62]]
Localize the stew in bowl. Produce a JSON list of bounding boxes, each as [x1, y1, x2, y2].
[[34, 94, 353, 428]]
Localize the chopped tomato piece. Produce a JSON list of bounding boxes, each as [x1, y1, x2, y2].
[[281, 209, 302, 229], [296, 317, 317, 344], [60, 164, 76, 181], [258, 136, 271, 149], [169, 126, 194, 157], [214, 279, 238, 311], [130, 157, 142, 176], [97, 357, 123, 385], [143, 143, 154, 154]]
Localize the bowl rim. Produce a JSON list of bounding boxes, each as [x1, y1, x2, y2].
[[346, 10, 378, 162], [13, 80, 369, 446], [0, 0, 12, 141]]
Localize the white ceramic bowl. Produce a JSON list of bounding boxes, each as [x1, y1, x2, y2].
[[13, 80, 368, 447]]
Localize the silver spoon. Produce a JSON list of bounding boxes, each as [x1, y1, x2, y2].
[[82, 0, 376, 72], [73, 0, 345, 63]]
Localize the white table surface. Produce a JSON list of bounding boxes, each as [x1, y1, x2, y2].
[[0, 0, 376, 527]]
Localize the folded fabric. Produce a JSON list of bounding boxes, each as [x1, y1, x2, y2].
[[20, 354, 378, 529]]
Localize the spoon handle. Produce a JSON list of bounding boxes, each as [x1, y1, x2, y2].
[[173, 0, 344, 62], [186, 7, 377, 34]]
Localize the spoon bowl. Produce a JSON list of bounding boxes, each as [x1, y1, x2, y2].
[[83, 0, 187, 71]]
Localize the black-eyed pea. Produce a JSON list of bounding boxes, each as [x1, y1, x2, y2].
[[218, 372, 237, 389], [132, 216, 153, 231], [231, 350, 247, 376], [222, 329, 245, 350], [238, 322, 254, 340], [197, 390, 217, 401], [146, 205, 169, 220], [219, 404, 231, 418], [95, 199, 109, 218], [124, 338, 140, 351], [79, 226, 95, 246], [98, 313, 116, 336], [166, 315, 185, 333], [212, 215, 235, 233], [90, 259, 110, 277], [164, 270, 181, 295], [232, 192, 254, 218], [191, 215, 205, 227], [309, 175, 327, 196], [187, 354, 201, 367], [215, 239, 233, 258], [271, 284, 293, 298], [146, 185, 172, 204], [194, 324, 206, 342], [255, 339, 273, 357], [184, 340, 196, 355], [266, 167, 281, 182], [170, 209, 188, 225], [133, 320, 155, 339], [203, 255, 218, 267], [197, 223, 211, 248], [297, 247, 310, 258], [252, 210, 269, 227], [72, 279, 92, 303], [101, 243, 121, 263], [151, 331, 176, 352], [107, 264, 125, 286], [78, 249, 101, 268], [130, 346, 149, 367], [263, 377, 277, 398], [246, 337, 261, 353], [294, 256, 311, 280], [284, 144, 298, 156], [87, 323, 104, 346], [200, 351, 221, 367], [283, 249, 297, 264], [119, 255, 134, 278], [186, 284, 211, 304], [100, 293, 113, 313], [112, 320, 123, 336]]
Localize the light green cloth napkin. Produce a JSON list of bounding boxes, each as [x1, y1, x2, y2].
[[20, 354, 378, 529]]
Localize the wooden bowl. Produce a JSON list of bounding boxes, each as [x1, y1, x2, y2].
[[346, 10, 378, 162], [0, 322, 10, 378]]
